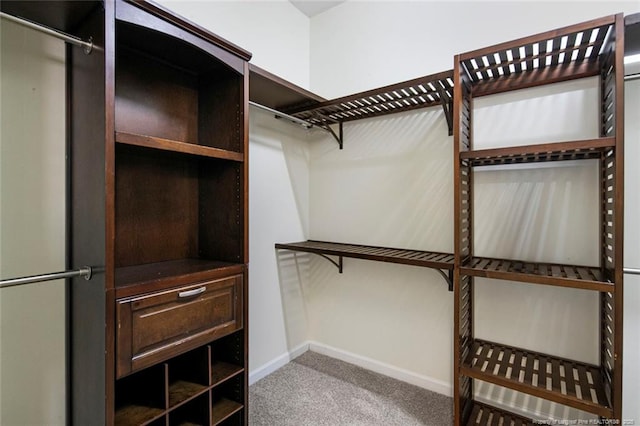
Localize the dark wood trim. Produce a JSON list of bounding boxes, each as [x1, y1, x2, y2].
[[125, 0, 251, 61], [613, 13, 625, 421]]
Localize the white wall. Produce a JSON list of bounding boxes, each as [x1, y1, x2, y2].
[[623, 79, 640, 424], [311, 2, 639, 98], [0, 20, 67, 425], [158, 0, 310, 88]]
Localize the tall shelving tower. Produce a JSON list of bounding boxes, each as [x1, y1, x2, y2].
[[453, 14, 625, 424]]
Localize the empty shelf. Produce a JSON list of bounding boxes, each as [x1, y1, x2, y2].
[[461, 257, 613, 292], [116, 132, 244, 162], [459, 15, 616, 96], [284, 70, 454, 129], [276, 240, 454, 270], [462, 339, 612, 417], [466, 401, 533, 426], [249, 63, 325, 111], [461, 137, 615, 166]]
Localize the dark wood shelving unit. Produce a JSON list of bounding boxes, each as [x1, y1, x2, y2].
[[0, 0, 252, 423], [453, 13, 624, 424]]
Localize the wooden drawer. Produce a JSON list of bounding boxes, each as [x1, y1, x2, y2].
[[116, 274, 243, 378]]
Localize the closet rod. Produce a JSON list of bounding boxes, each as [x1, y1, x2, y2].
[[624, 267, 640, 276], [0, 11, 92, 54], [625, 73, 640, 81], [0, 267, 93, 289], [250, 101, 319, 130]]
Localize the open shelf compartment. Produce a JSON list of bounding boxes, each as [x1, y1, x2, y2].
[[168, 347, 210, 409], [462, 339, 612, 418], [115, 364, 167, 426], [115, 18, 245, 155], [114, 144, 245, 291], [210, 331, 245, 387]]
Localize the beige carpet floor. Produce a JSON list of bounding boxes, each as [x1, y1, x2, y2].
[[249, 351, 453, 425]]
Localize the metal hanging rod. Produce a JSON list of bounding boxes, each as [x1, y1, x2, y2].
[[0, 11, 93, 54], [0, 267, 93, 290], [249, 101, 318, 130], [624, 267, 640, 276], [625, 73, 640, 82]]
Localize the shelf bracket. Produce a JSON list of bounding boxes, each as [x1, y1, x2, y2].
[[310, 111, 343, 150], [436, 86, 454, 136], [434, 268, 454, 291], [316, 254, 344, 273]]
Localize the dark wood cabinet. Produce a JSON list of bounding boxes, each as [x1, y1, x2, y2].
[[0, 0, 250, 424]]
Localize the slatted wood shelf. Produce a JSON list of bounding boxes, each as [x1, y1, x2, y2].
[[461, 137, 615, 166], [275, 240, 454, 271], [460, 257, 613, 292], [466, 401, 533, 425], [459, 15, 616, 96], [462, 339, 612, 418], [284, 70, 455, 134]]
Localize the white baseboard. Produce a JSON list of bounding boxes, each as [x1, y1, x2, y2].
[[308, 341, 452, 397], [248, 342, 309, 385]]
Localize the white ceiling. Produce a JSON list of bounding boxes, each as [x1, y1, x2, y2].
[[290, 1, 345, 17]]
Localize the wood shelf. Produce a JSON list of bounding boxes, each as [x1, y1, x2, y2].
[[462, 339, 612, 418], [114, 404, 165, 426], [276, 240, 454, 270], [459, 15, 615, 96], [116, 132, 244, 162], [115, 259, 244, 297], [211, 399, 243, 425], [249, 64, 325, 111], [168, 380, 208, 408], [465, 401, 533, 425], [461, 137, 615, 166], [460, 257, 613, 292], [211, 362, 244, 387], [284, 70, 454, 132], [277, 240, 454, 289]]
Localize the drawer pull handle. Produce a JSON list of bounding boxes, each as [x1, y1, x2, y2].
[[178, 287, 206, 298]]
